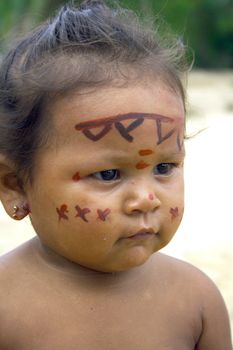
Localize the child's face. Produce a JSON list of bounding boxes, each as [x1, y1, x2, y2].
[[25, 81, 185, 272]]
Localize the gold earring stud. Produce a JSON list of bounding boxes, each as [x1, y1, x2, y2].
[[12, 205, 19, 219]]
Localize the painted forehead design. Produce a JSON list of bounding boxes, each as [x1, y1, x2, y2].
[[75, 113, 184, 150]]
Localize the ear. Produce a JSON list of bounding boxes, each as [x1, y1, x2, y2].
[[0, 154, 29, 220]]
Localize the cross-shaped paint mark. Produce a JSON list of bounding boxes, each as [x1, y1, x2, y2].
[[97, 208, 111, 221], [75, 205, 91, 222], [170, 207, 179, 220], [56, 204, 69, 221]]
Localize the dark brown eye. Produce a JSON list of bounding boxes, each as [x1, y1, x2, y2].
[[92, 169, 120, 181], [153, 163, 175, 176]]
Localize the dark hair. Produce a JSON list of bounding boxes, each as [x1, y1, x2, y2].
[[0, 0, 189, 184]]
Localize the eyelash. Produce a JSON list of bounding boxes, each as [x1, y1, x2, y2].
[[90, 163, 178, 182]]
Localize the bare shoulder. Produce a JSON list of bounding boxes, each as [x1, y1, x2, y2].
[[0, 239, 39, 347], [152, 252, 228, 293], [0, 238, 42, 311], [0, 237, 65, 295], [0, 239, 31, 277], [0, 238, 37, 278], [151, 253, 232, 350], [148, 252, 225, 307]]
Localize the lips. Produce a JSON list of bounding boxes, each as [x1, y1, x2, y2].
[[126, 228, 157, 240]]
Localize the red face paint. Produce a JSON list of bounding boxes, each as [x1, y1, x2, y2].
[[149, 193, 154, 201], [170, 207, 179, 220], [136, 160, 150, 170], [75, 205, 91, 222], [75, 113, 180, 148], [139, 149, 153, 156], [97, 208, 111, 221], [72, 172, 81, 181], [56, 204, 69, 221]]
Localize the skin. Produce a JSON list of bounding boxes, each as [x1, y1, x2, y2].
[[24, 82, 185, 273], [0, 81, 232, 349]]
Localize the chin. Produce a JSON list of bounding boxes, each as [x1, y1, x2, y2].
[[86, 255, 151, 273], [110, 250, 153, 272]]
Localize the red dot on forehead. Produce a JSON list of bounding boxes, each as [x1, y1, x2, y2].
[[138, 149, 154, 156], [136, 160, 150, 170]]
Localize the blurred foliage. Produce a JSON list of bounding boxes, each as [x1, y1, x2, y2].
[[0, 0, 232, 68]]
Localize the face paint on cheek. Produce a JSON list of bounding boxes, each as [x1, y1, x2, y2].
[[72, 172, 81, 181], [169, 207, 179, 221], [75, 205, 91, 222], [138, 149, 154, 156], [136, 160, 150, 170], [97, 208, 111, 221], [56, 204, 69, 221]]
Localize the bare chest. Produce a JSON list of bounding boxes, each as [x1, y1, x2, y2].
[[1, 287, 201, 350]]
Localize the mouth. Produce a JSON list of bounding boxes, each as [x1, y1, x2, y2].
[[126, 228, 158, 240]]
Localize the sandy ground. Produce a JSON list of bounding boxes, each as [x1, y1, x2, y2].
[[0, 70, 233, 336]]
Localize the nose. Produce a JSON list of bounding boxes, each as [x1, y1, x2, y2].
[[123, 182, 161, 215]]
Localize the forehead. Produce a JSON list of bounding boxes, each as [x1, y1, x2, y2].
[[46, 82, 185, 151]]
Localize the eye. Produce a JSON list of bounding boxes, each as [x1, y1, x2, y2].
[[153, 163, 175, 176], [91, 169, 120, 181]]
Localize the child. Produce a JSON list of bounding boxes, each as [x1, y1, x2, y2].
[[0, 1, 232, 349]]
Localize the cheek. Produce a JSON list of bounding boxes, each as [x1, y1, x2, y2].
[[169, 207, 180, 221], [167, 187, 184, 223], [54, 202, 112, 225], [164, 181, 184, 222]]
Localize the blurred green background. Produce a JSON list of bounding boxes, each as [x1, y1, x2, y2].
[[0, 0, 232, 68]]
